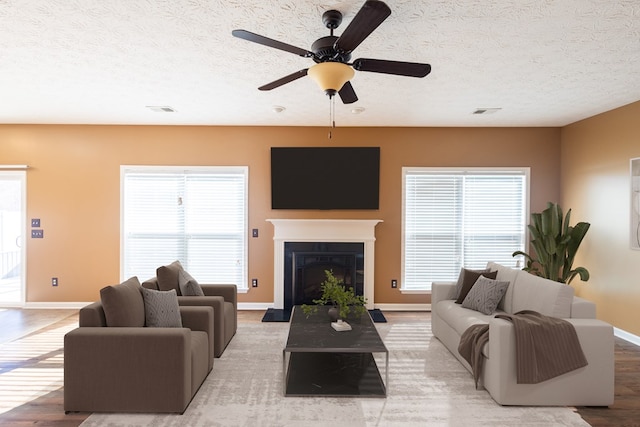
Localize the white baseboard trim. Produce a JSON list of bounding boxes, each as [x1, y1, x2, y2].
[[237, 303, 434, 311], [614, 327, 640, 346], [17, 302, 434, 312], [19, 302, 274, 311], [238, 302, 273, 311], [374, 303, 431, 312], [23, 302, 91, 309]]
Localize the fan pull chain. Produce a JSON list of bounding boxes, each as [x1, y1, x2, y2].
[[328, 95, 336, 140]]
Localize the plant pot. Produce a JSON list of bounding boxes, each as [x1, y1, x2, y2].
[[328, 306, 339, 322]]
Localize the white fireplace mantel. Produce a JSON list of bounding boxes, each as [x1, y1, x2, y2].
[[266, 219, 383, 310]]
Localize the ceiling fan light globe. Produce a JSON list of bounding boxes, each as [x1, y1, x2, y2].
[[308, 62, 354, 94]]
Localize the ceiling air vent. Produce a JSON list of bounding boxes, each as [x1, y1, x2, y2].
[[472, 108, 501, 115], [146, 106, 176, 113]]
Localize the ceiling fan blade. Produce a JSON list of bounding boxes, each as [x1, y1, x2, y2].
[[258, 69, 309, 91], [353, 58, 431, 77], [232, 29, 314, 58], [338, 81, 358, 104], [334, 0, 391, 54]]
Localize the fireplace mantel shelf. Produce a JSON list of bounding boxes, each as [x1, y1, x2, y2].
[[267, 219, 382, 241], [266, 219, 383, 310]]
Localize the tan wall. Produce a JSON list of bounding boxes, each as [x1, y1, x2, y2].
[[0, 125, 560, 305], [561, 100, 640, 335]]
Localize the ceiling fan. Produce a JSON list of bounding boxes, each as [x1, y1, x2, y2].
[[232, 0, 431, 104]]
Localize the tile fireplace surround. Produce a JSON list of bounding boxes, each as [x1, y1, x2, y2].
[[267, 219, 382, 310]]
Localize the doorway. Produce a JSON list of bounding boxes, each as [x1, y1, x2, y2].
[[0, 171, 25, 306]]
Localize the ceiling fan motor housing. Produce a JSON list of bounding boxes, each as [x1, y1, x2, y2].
[[311, 36, 351, 63]]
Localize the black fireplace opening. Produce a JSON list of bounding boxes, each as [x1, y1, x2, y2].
[[284, 242, 364, 311]]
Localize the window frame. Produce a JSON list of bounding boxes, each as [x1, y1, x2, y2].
[[120, 165, 249, 291], [401, 166, 530, 293]]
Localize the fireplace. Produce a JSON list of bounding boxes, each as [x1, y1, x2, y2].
[[267, 219, 382, 310], [284, 242, 364, 311]]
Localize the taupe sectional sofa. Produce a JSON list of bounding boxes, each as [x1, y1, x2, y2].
[[432, 262, 615, 407], [142, 260, 237, 358], [64, 277, 214, 413]]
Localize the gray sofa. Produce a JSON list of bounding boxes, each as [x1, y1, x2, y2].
[[142, 260, 237, 358], [431, 262, 615, 406], [64, 300, 214, 413]]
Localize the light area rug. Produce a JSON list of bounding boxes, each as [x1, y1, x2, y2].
[[82, 320, 589, 427]]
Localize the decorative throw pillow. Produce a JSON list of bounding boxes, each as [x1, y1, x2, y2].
[[455, 269, 498, 304], [99, 276, 145, 327], [178, 269, 204, 296], [156, 260, 184, 294], [453, 268, 490, 300], [141, 287, 183, 328], [461, 276, 510, 315]]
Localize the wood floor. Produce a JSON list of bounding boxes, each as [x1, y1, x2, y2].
[[0, 309, 638, 426]]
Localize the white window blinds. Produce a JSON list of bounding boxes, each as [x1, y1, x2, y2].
[[122, 166, 248, 289], [402, 168, 528, 291]]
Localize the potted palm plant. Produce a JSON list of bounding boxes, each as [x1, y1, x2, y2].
[[301, 269, 367, 321], [513, 202, 590, 284]]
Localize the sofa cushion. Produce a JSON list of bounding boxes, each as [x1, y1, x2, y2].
[[461, 276, 510, 315], [486, 262, 521, 312], [157, 260, 184, 294], [436, 299, 496, 334], [510, 271, 574, 317], [179, 269, 204, 296], [99, 276, 145, 327], [453, 268, 490, 300], [141, 288, 183, 327], [455, 270, 498, 304]]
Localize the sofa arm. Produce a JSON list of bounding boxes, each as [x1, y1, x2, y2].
[[64, 327, 192, 413], [180, 306, 214, 366], [201, 284, 237, 308], [141, 277, 159, 290], [485, 317, 614, 406], [79, 301, 107, 327], [178, 295, 233, 357], [432, 282, 457, 305], [571, 296, 597, 319]]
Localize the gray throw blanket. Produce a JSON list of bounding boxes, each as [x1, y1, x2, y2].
[[458, 310, 588, 388]]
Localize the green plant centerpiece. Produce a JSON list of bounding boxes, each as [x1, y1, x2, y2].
[[512, 202, 590, 284], [301, 269, 367, 321]]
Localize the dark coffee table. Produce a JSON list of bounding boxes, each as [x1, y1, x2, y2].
[[282, 305, 388, 397]]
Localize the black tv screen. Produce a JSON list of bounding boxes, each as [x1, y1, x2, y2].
[[271, 147, 380, 210]]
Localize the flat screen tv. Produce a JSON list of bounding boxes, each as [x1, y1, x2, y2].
[[271, 147, 380, 210]]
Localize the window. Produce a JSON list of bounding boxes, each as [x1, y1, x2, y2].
[[402, 167, 529, 292], [121, 166, 248, 290]]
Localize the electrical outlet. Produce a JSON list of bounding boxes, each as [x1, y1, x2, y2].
[[391, 279, 397, 288], [252, 278, 258, 287], [52, 277, 58, 287], [31, 218, 41, 227], [252, 228, 259, 238], [31, 229, 44, 238]]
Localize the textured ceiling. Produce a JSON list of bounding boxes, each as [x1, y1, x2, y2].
[[0, 0, 639, 127]]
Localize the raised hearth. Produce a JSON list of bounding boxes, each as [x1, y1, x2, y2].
[[267, 219, 382, 310]]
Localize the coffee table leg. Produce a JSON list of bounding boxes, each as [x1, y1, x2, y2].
[[385, 350, 389, 395], [282, 349, 286, 396]]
